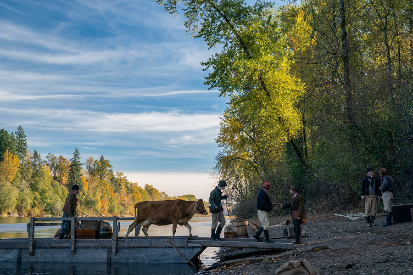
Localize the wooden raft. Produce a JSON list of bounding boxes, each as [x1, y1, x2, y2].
[[0, 216, 294, 264]]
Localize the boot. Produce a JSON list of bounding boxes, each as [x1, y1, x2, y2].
[[215, 226, 223, 241], [253, 226, 264, 242], [59, 233, 65, 239], [383, 212, 393, 227], [370, 216, 375, 226], [210, 229, 216, 240], [263, 230, 273, 243], [366, 216, 372, 227]]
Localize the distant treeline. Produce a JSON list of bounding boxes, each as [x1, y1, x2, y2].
[[0, 127, 196, 217]]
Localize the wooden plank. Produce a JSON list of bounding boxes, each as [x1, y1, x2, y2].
[[112, 216, 118, 256], [190, 237, 288, 243], [71, 217, 75, 255], [31, 217, 134, 222], [32, 222, 62, 226], [188, 239, 294, 250]]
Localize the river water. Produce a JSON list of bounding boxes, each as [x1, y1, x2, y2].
[[0, 216, 220, 275]]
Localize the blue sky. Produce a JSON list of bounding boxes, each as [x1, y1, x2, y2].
[[0, 0, 284, 200]]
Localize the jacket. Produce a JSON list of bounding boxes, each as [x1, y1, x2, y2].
[[62, 193, 78, 217], [381, 175, 394, 192], [209, 186, 227, 212], [283, 193, 305, 219], [257, 188, 273, 212], [361, 176, 382, 196]]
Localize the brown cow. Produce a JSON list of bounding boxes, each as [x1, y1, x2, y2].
[[124, 199, 208, 239]]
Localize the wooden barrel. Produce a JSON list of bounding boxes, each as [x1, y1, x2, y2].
[[233, 219, 249, 238]]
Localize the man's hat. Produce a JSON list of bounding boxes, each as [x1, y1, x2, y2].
[[290, 186, 298, 192], [263, 182, 271, 189], [218, 180, 227, 187], [367, 167, 374, 173], [71, 184, 80, 190]]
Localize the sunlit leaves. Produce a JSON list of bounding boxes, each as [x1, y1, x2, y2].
[[0, 150, 20, 183]]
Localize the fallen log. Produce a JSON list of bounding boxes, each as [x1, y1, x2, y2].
[[201, 245, 329, 272]]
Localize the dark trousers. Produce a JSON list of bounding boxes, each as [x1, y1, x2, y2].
[[61, 213, 71, 235], [293, 219, 302, 243]]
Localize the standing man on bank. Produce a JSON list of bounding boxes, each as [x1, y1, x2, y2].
[[280, 186, 306, 244], [60, 184, 79, 239], [209, 180, 228, 240], [361, 167, 381, 226], [379, 168, 394, 227], [253, 182, 274, 243]]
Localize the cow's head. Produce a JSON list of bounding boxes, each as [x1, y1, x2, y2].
[[196, 199, 208, 215]]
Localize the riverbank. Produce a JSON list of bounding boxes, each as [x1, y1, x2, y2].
[[205, 213, 413, 274]]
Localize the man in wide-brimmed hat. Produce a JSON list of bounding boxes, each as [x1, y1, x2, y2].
[[280, 186, 306, 244], [209, 180, 228, 240]]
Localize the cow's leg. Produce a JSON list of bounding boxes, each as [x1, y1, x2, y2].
[[141, 220, 151, 238], [172, 222, 178, 239], [183, 223, 192, 239], [125, 219, 139, 239]]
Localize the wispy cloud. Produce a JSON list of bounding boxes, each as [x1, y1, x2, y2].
[[1, 107, 220, 133], [0, 88, 219, 102]]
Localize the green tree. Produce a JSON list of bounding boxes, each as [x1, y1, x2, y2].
[[0, 129, 16, 161], [31, 149, 43, 176], [15, 126, 27, 163], [68, 148, 82, 188]]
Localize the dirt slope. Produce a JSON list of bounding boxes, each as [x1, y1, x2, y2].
[[207, 213, 413, 274]]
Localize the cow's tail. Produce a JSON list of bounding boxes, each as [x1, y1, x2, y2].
[[125, 205, 140, 239]]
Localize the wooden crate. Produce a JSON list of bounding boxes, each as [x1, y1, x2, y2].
[[76, 229, 99, 239], [392, 204, 413, 223]]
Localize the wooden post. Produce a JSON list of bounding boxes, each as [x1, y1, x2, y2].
[[28, 217, 35, 256], [71, 217, 75, 255], [112, 217, 118, 256]]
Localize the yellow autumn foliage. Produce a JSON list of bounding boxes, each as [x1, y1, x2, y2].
[[0, 150, 20, 182]]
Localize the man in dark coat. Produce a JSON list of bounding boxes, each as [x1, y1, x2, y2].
[[281, 186, 305, 244], [209, 180, 228, 240], [253, 182, 274, 243], [361, 167, 381, 226], [60, 184, 79, 239]]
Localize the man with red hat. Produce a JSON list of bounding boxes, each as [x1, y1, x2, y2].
[[253, 182, 274, 243]]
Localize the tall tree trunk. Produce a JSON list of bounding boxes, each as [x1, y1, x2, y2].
[[383, 16, 395, 105], [410, 3, 413, 74], [339, 0, 355, 129]]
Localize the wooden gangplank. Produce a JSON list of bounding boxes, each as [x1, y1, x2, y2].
[[188, 237, 294, 250]]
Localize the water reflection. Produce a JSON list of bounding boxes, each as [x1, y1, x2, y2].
[[0, 261, 196, 275]]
